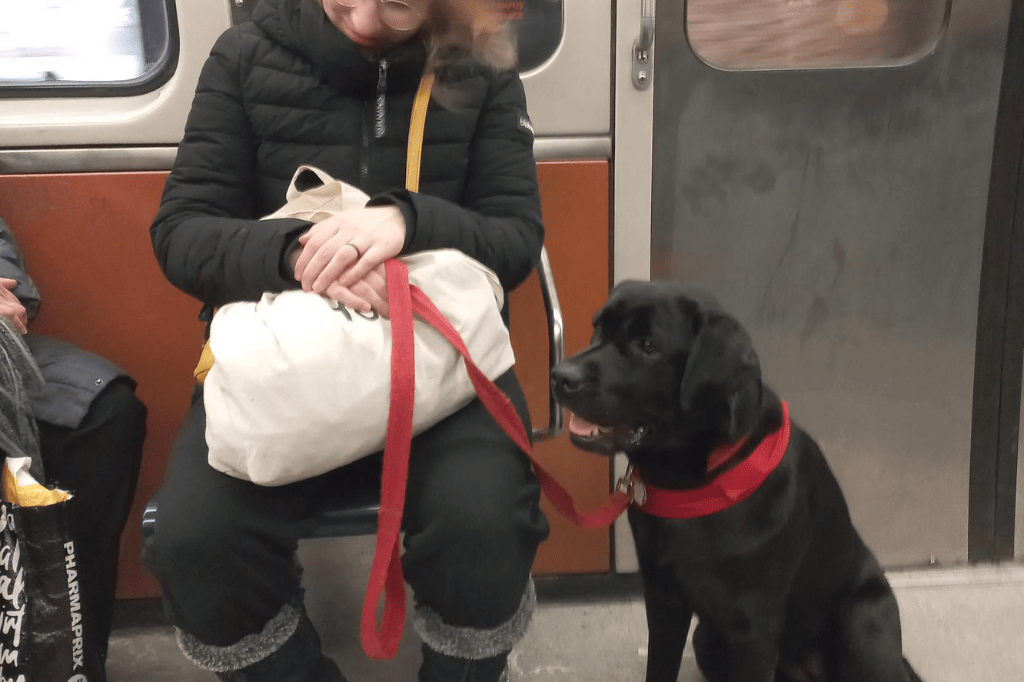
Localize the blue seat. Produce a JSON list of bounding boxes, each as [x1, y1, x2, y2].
[[140, 247, 565, 542]]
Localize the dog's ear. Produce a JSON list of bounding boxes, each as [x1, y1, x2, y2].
[[678, 308, 761, 442]]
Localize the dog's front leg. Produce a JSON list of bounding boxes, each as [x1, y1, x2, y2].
[[633, 517, 693, 682], [642, 578, 693, 682], [692, 616, 782, 682]]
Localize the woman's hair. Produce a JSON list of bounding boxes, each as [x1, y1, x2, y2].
[[307, 0, 517, 76], [424, 0, 517, 73]]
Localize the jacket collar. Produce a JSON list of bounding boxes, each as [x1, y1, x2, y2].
[[254, 0, 428, 95], [626, 402, 791, 519]]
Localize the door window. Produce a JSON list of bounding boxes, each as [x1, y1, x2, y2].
[[497, 0, 564, 72], [688, 0, 949, 69]]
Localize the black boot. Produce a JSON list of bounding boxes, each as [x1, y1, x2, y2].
[[177, 603, 346, 682], [412, 579, 534, 682], [216, 653, 345, 682]]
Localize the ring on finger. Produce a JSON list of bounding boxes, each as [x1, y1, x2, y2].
[[345, 241, 363, 258]]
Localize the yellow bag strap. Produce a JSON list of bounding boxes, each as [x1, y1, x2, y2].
[[405, 71, 435, 193]]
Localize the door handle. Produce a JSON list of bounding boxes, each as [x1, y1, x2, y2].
[[633, 0, 655, 90]]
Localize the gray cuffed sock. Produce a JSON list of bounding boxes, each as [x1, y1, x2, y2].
[[176, 603, 301, 673], [413, 578, 536, 660]]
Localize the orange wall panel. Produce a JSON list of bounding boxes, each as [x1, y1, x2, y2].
[[0, 172, 200, 599], [512, 159, 612, 575], [0, 158, 612, 600]]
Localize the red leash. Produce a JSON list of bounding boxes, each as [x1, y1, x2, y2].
[[364, 260, 793, 658], [407, 285, 634, 529], [360, 260, 414, 660], [361, 260, 631, 659]]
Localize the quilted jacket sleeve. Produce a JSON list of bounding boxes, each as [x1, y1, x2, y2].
[[150, 28, 309, 307], [1, 221, 130, 429], [0, 217, 41, 319], [376, 71, 544, 292]]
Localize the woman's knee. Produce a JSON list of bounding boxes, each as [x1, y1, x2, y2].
[[89, 378, 147, 435], [413, 449, 547, 547], [143, 494, 235, 581], [402, 450, 548, 625], [407, 479, 543, 639]]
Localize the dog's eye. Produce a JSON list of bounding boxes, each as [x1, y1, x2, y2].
[[638, 337, 658, 356]]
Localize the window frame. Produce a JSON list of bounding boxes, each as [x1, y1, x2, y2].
[[0, 0, 180, 100]]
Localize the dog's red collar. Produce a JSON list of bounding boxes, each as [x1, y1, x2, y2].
[[621, 402, 791, 519]]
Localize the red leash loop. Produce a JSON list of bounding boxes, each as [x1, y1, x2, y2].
[[361, 259, 414, 660]]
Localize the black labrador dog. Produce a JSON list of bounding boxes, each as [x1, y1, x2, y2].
[[550, 281, 924, 682]]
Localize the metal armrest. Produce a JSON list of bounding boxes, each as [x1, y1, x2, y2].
[[531, 245, 565, 442]]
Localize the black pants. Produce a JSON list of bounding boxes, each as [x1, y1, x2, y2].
[[38, 379, 147, 668], [144, 369, 549, 648]]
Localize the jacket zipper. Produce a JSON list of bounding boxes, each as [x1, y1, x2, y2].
[[361, 120, 370, 184], [361, 58, 388, 185], [375, 59, 388, 138]]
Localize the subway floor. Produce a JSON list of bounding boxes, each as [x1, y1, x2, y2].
[[108, 536, 1024, 681]]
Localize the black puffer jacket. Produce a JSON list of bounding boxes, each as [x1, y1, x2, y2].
[[151, 0, 542, 308]]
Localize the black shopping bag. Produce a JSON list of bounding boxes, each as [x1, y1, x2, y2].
[[0, 320, 103, 681], [1, 458, 103, 682]]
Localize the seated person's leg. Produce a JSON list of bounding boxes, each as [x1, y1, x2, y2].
[[142, 393, 340, 681], [37, 377, 146, 668], [403, 369, 551, 682]]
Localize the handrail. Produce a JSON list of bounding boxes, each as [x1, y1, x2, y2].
[[532, 245, 566, 441]]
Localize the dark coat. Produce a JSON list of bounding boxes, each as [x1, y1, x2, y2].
[[151, 0, 543, 309], [0, 218, 127, 429]]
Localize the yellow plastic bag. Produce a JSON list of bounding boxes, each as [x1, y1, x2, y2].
[[2, 456, 70, 507], [194, 338, 216, 385]]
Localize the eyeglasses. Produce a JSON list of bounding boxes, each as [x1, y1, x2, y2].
[[333, 0, 429, 32]]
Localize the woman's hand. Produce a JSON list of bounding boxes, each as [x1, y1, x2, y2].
[[0, 278, 28, 334], [294, 206, 405, 287], [324, 261, 392, 318], [292, 206, 405, 317]]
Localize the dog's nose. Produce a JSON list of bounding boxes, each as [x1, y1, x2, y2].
[[551, 362, 585, 394]]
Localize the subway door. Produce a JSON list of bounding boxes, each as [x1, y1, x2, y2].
[[612, 0, 1020, 570], [507, 0, 615, 575]]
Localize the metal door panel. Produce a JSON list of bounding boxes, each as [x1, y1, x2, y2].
[[609, 0, 658, 572], [521, 0, 612, 136], [1019, 432, 1024, 559], [1018, 376, 1024, 559], [647, 0, 1011, 565]]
